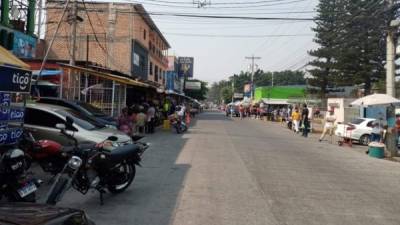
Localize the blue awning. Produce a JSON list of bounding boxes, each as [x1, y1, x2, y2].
[[33, 70, 63, 76]]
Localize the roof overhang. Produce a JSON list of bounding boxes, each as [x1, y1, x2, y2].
[[58, 64, 149, 88]]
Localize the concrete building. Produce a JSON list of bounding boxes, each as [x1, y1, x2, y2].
[[45, 1, 170, 86]]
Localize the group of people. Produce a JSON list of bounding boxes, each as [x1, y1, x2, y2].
[[117, 100, 193, 136], [289, 104, 310, 138], [117, 103, 158, 136]]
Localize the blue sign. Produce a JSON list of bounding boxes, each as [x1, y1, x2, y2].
[[178, 57, 194, 78], [9, 108, 24, 121], [0, 65, 32, 93], [0, 128, 23, 145], [0, 107, 25, 122], [13, 31, 37, 59], [0, 93, 11, 107]]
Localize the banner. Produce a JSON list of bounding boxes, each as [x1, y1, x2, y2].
[[185, 81, 201, 90], [178, 57, 194, 78], [0, 66, 32, 93]]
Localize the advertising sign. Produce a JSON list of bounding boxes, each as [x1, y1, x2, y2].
[[0, 65, 32, 93], [178, 57, 194, 78], [233, 93, 244, 99], [0, 93, 11, 107], [0, 128, 23, 145], [185, 81, 201, 90], [13, 31, 37, 58]]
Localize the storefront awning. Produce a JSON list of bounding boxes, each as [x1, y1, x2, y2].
[[59, 64, 149, 88], [0, 46, 30, 69], [261, 98, 289, 105]]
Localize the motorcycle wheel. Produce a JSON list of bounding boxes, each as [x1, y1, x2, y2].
[[107, 162, 136, 194], [46, 177, 68, 205], [175, 125, 182, 134]]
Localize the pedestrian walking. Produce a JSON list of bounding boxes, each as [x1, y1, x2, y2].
[[301, 104, 310, 137], [239, 105, 244, 120], [319, 108, 336, 142], [291, 107, 301, 133]]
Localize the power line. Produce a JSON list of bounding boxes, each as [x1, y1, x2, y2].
[[164, 32, 313, 38]]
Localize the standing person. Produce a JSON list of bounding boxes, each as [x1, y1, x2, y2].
[[319, 108, 336, 142], [147, 103, 156, 133], [301, 104, 310, 137], [239, 104, 244, 120], [117, 107, 132, 136], [370, 122, 383, 142], [136, 106, 147, 134], [291, 107, 301, 133]]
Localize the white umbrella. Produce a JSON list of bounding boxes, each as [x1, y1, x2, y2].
[[350, 93, 400, 107]]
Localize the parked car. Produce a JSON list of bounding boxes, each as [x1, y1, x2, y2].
[[335, 118, 377, 145], [36, 97, 117, 128], [23, 103, 131, 146]]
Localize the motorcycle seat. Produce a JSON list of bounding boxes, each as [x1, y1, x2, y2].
[[106, 144, 140, 162]]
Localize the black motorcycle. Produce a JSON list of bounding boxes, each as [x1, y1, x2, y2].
[[46, 116, 148, 205], [0, 146, 41, 202]]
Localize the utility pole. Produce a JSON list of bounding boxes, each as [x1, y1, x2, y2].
[[37, 0, 43, 40], [386, 0, 398, 157], [70, 0, 78, 66], [245, 55, 261, 99], [231, 76, 234, 118]]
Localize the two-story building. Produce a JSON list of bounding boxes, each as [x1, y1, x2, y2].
[[43, 1, 171, 114]]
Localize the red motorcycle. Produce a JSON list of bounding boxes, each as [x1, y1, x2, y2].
[[19, 132, 70, 174]]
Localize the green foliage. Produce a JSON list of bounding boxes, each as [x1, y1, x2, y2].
[[309, 0, 393, 96]]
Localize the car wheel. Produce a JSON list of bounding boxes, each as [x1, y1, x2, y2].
[[359, 134, 370, 146]]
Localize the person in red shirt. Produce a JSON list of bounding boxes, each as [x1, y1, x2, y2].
[[239, 105, 245, 120]]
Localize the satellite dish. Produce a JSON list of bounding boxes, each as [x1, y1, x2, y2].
[[11, 5, 20, 20]]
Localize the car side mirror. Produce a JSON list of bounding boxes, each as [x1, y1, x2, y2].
[[56, 123, 66, 130], [107, 136, 118, 142], [66, 116, 74, 128]]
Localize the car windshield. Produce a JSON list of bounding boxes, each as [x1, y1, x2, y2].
[[350, 118, 365, 125], [56, 109, 105, 130], [76, 102, 107, 117]]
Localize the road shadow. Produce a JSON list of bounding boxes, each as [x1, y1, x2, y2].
[[32, 117, 197, 225]]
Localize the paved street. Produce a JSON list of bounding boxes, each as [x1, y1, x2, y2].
[[40, 111, 400, 225]]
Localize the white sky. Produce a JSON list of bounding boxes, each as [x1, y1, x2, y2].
[[96, 0, 319, 83]]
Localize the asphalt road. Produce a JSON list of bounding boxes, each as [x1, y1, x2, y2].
[[36, 112, 400, 225]]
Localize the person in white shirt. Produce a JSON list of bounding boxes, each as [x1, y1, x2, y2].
[[319, 108, 336, 142]]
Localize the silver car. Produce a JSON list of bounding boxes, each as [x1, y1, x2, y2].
[[23, 103, 131, 146]]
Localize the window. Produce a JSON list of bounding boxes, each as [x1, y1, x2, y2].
[[350, 118, 364, 125], [149, 61, 153, 75], [25, 108, 67, 128], [155, 65, 159, 82], [159, 68, 162, 81], [143, 29, 146, 40]]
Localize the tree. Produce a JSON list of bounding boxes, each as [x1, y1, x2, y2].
[[335, 0, 389, 94], [307, 0, 343, 99], [309, 0, 395, 96], [220, 86, 233, 104], [185, 80, 209, 101]]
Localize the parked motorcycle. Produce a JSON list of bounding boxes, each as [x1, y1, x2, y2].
[[0, 146, 41, 202], [19, 131, 69, 174], [46, 116, 148, 205]]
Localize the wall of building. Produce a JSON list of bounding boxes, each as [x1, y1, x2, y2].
[[45, 1, 169, 83]]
